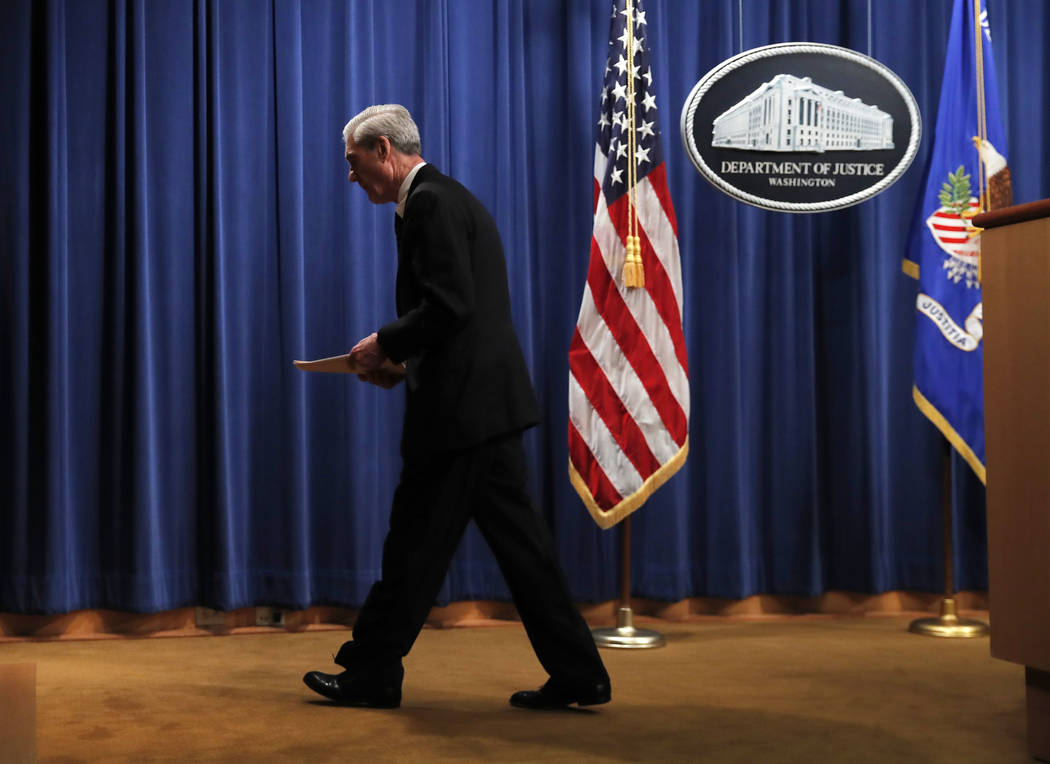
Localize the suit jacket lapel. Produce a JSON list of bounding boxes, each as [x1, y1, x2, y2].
[[394, 164, 442, 316]]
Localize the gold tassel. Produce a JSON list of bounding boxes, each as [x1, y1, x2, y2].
[[622, 238, 635, 287], [622, 236, 645, 288], [632, 235, 644, 288]]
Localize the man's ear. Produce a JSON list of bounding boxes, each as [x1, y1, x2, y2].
[[376, 135, 390, 161]]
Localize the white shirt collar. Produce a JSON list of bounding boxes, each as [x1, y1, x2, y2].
[[396, 162, 427, 218]]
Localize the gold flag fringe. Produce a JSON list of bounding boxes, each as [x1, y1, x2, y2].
[[913, 386, 986, 484], [570, 438, 689, 530]]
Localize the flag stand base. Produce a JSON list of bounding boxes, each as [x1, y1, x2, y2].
[[592, 607, 665, 649], [907, 442, 989, 640], [908, 597, 989, 638]]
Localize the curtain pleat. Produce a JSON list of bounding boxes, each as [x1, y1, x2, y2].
[[1, 0, 1047, 614]]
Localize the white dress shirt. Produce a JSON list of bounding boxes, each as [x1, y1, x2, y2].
[[396, 162, 427, 218]]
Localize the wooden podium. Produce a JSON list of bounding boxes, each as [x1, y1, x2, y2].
[[973, 198, 1050, 762]]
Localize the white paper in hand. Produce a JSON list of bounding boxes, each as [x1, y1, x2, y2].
[[293, 353, 361, 374], [293, 353, 405, 375]]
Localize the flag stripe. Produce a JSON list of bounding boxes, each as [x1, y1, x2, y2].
[[644, 163, 679, 237], [568, 372, 642, 498], [634, 200, 689, 376], [584, 245, 688, 444], [612, 171, 685, 315], [568, 419, 623, 509], [590, 187, 690, 421], [572, 289, 683, 462], [569, 329, 663, 478]]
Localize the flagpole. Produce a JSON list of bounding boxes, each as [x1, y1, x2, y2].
[[590, 0, 662, 648], [591, 517, 665, 648], [908, 439, 989, 638], [972, 0, 988, 282], [973, 0, 987, 212], [574, 0, 686, 638]]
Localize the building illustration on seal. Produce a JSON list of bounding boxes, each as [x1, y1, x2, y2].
[[711, 74, 894, 153]]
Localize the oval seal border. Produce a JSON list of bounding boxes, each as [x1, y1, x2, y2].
[[680, 43, 922, 213]]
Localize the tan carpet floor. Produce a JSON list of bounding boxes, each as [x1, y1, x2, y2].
[[1, 617, 1029, 762]]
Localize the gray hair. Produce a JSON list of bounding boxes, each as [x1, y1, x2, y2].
[[342, 104, 421, 155]]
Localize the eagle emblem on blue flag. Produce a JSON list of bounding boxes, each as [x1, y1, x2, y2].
[[925, 166, 981, 288]]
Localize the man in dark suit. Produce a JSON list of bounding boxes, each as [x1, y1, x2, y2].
[[303, 104, 610, 710]]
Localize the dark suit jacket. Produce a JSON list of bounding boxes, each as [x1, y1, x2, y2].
[[376, 164, 539, 457]]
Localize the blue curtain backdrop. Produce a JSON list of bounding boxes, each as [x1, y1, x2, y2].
[[2, 0, 1048, 614]]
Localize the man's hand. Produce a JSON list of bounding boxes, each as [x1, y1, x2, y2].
[[349, 332, 388, 372]]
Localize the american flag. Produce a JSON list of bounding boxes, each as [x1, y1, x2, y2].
[[568, 0, 689, 529]]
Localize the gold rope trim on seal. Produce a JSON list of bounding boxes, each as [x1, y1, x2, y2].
[[912, 385, 986, 484], [569, 438, 689, 529]]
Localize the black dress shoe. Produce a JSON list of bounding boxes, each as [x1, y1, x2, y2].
[[510, 679, 611, 709], [302, 671, 401, 708]]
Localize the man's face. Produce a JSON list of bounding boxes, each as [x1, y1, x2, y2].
[[345, 135, 396, 204]]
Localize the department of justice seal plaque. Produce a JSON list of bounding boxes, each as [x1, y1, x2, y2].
[[680, 43, 921, 213]]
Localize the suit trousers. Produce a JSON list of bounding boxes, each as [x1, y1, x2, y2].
[[339, 431, 608, 690]]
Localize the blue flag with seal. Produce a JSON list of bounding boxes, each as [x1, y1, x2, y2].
[[903, 0, 1010, 484]]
